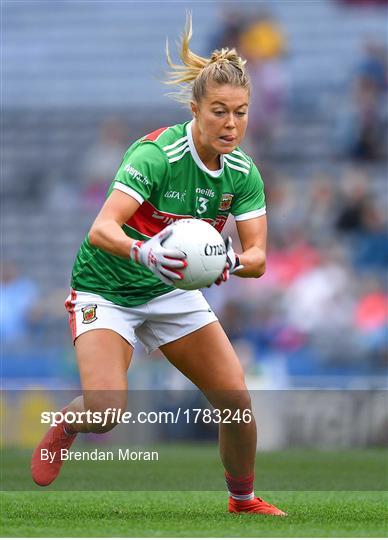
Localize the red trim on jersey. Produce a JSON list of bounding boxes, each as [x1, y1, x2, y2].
[[126, 201, 229, 237], [213, 215, 228, 233], [143, 127, 169, 142], [126, 201, 194, 237], [64, 289, 77, 342]]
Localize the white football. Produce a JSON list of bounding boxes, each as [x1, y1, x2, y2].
[[163, 219, 227, 290]]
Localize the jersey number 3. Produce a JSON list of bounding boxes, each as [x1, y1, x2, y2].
[[196, 197, 209, 215]]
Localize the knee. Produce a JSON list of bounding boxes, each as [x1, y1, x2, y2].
[[224, 390, 252, 413], [209, 387, 253, 415]]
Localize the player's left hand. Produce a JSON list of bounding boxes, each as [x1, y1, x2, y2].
[[214, 236, 244, 286]]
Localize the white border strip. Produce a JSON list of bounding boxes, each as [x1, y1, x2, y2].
[[224, 158, 250, 175], [234, 207, 266, 221], [168, 146, 191, 163], [232, 149, 250, 164], [166, 141, 189, 157], [163, 135, 188, 151], [225, 153, 251, 170], [113, 182, 144, 205]]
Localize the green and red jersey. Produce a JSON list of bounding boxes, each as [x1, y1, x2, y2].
[[71, 121, 266, 307]]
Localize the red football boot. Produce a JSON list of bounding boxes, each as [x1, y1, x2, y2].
[[229, 496, 287, 516], [31, 409, 77, 486]]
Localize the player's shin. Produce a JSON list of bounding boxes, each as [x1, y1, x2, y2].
[[219, 413, 257, 481]]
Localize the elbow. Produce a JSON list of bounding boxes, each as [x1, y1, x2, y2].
[[253, 259, 266, 278], [88, 226, 99, 247]]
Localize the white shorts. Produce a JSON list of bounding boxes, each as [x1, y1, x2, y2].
[[65, 288, 218, 354]]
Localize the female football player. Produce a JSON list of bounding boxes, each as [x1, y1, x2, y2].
[[31, 15, 286, 516]]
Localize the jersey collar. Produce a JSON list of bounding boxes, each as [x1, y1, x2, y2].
[[187, 120, 224, 178]]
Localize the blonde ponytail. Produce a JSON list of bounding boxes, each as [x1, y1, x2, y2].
[[165, 13, 250, 105]]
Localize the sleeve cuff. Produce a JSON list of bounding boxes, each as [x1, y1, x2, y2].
[[113, 182, 145, 205], [234, 207, 266, 221]]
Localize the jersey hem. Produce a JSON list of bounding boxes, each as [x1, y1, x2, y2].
[[69, 283, 176, 309], [234, 207, 266, 221], [113, 182, 144, 204]]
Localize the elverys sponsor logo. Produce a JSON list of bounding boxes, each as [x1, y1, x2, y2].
[[124, 163, 150, 186]]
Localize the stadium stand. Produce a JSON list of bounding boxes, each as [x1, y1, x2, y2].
[[2, 1, 387, 387]]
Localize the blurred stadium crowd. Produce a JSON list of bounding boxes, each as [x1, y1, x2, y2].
[[2, 1, 387, 389]]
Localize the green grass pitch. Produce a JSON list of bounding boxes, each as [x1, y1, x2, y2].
[[2, 490, 387, 537], [1, 446, 387, 537]]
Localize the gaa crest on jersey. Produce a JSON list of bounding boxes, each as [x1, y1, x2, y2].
[[219, 193, 234, 211], [81, 305, 98, 324]]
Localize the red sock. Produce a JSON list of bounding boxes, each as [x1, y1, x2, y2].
[[225, 471, 254, 501]]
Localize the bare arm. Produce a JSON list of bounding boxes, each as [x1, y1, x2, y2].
[[88, 190, 140, 258], [234, 215, 267, 278]]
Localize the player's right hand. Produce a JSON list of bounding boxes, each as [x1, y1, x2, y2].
[[130, 229, 187, 286]]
